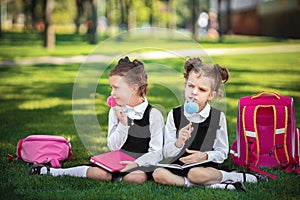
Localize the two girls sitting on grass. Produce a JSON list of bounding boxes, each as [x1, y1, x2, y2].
[[30, 57, 266, 190]]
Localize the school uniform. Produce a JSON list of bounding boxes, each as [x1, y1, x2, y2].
[[163, 102, 229, 176], [107, 97, 164, 167]]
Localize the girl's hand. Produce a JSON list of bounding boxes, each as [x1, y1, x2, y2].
[[119, 161, 138, 172], [175, 123, 194, 148], [179, 149, 208, 164], [113, 106, 127, 126]]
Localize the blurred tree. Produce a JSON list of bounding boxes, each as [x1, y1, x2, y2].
[[145, 0, 153, 26], [0, 8, 2, 37], [176, 0, 190, 29], [168, 0, 176, 30], [87, 0, 98, 44], [43, 0, 55, 48], [190, 0, 200, 41], [75, 0, 84, 34], [226, 0, 231, 34], [217, 0, 222, 42], [119, 0, 128, 31], [52, 0, 76, 24]]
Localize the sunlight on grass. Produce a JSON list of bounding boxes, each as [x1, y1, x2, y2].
[[18, 98, 69, 110]]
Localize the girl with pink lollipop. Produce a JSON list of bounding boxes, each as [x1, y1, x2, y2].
[[30, 57, 164, 184]]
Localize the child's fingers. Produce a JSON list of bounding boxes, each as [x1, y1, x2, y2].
[[185, 148, 198, 154], [119, 161, 137, 172], [180, 123, 193, 138], [180, 149, 203, 163], [179, 154, 194, 164], [119, 161, 132, 165], [183, 122, 192, 131], [114, 107, 124, 117]]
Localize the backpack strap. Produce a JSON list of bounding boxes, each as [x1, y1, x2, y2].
[[243, 105, 277, 179], [274, 107, 300, 174], [50, 159, 62, 168], [242, 106, 259, 167], [273, 105, 289, 169], [16, 138, 24, 159]]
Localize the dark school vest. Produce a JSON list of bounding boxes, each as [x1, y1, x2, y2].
[[171, 105, 221, 165], [121, 104, 152, 159]]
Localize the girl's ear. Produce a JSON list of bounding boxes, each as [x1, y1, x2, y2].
[[208, 91, 216, 101], [132, 84, 139, 93]]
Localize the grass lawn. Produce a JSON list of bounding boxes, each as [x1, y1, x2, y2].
[[1, 48, 299, 199], [1, 31, 299, 61]]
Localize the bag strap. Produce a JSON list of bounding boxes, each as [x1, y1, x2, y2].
[[242, 106, 259, 167], [243, 105, 277, 179], [66, 138, 73, 159], [50, 159, 62, 168], [274, 106, 300, 174], [273, 105, 290, 168], [251, 91, 280, 100], [16, 139, 24, 159]]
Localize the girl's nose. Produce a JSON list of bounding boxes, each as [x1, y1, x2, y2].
[[111, 89, 115, 96], [192, 88, 198, 95]]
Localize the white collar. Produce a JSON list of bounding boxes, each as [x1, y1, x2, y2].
[[184, 102, 211, 123], [121, 97, 148, 120]]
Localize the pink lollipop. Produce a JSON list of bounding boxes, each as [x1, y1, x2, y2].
[[107, 96, 118, 107]]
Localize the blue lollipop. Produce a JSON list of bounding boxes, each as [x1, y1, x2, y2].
[[184, 98, 199, 114]]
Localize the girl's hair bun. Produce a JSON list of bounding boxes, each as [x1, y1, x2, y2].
[[133, 59, 143, 67], [184, 58, 202, 79], [214, 64, 229, 83], [118, 56, 130, 64]]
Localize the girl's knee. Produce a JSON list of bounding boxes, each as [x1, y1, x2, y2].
[[152, 168, 170, 184], [123, 171, 147, 184], [187, 167, 209, 184], [87, 167, 111, 181], [152, 168, 163, 181]]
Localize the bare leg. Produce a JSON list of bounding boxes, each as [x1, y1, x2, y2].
[[187, 167, 222, 186], [86, 166, 112, 181], [123, 170, 147, 184], [153, 168, 185, 186]]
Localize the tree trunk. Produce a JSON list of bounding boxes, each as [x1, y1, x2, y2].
[[192, 0, 200, 41], [147, 0, 153, 26], [217, 0, 222, 42], [226, 0, 231, 34], [31, 0, 37, 31], [75, 0, 84, 34], [119, 0, 127, 31], [169, 0, 176, 30], [43, 0, 55, 48], [0, 13, 2, 38], [106, 0, 114, 34], [88, 0, 98, 44]]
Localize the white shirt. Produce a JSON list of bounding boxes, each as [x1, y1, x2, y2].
[[163, 102, 229, 164], [107, 98, 164, 166]]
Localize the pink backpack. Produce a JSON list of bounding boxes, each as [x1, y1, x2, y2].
[[230, 91, 300, 179], [15, 135, 73, 167]]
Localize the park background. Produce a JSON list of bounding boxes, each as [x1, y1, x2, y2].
[[1, 0, 300, 199]]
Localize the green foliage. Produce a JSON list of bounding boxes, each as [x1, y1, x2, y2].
[[0, 40, 300, 199], [53, 0, 77, 24]]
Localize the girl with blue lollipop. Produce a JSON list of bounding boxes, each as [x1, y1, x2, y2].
[[153, 58, 265, 191]]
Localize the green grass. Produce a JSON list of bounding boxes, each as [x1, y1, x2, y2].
[[1, 31, 299, 60], [1, 49, 300, 199]]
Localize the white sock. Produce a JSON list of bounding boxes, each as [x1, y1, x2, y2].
[[206, 183, 235, 190], [184, 177, 195, 187], [41, 166, 89, 177], [220, 170, 257, 183]]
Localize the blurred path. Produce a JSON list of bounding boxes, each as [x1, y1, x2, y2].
[[1, 44, 299, 67]]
